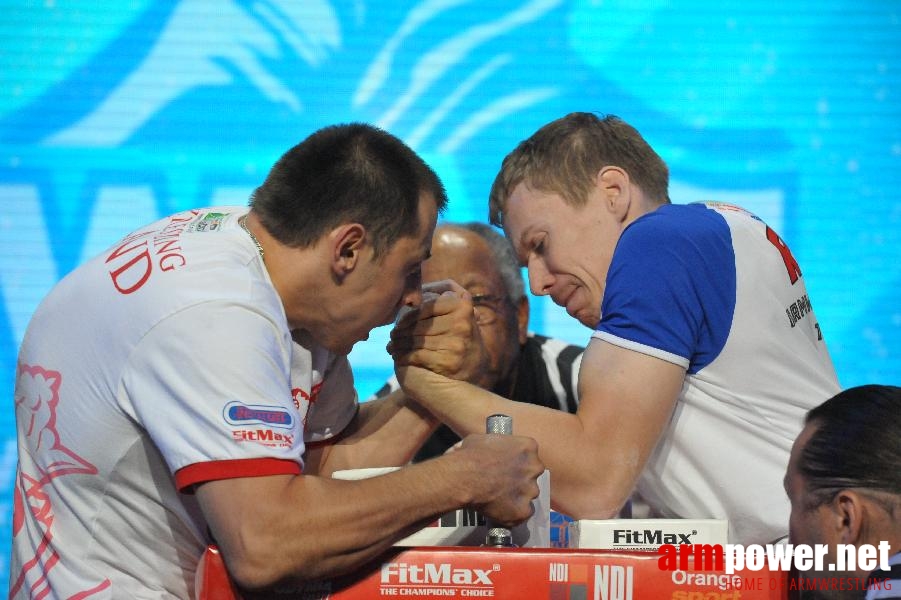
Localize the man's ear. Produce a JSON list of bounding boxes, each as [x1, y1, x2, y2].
[[832, 490, 866, 545], [330, 223, 367, 280], [597, 166, 631, 222], [516, 295, 529, 345]]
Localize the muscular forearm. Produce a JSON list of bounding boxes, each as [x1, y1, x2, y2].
[[213, 467, 468, 590], [297, 464, 472, 577], [399, 367, 637, 518], [315, 391, 440, 474], [198, 436, 541, 591]]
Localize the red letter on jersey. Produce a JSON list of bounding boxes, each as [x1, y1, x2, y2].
[[766, 226, 801, 284]]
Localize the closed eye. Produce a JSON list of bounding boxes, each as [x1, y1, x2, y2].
[[405, 266, 422, 289]]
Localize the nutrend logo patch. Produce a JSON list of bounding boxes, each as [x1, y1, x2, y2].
[[223, 401, 294, 429]]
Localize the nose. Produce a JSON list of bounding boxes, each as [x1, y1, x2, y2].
[[401, 270, 424, 308], [402, 287, 423, 309], [527, 257, 554, 296]]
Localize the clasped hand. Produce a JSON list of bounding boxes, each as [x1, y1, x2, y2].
[[388, 280, 490, 388]]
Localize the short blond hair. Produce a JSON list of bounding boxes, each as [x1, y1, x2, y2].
[[488, 113, 669, 226]]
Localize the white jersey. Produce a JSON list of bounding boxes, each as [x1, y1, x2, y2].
[[10, 207, 357, 599], [593, 202, 840, 544]]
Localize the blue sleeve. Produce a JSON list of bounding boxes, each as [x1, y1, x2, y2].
[[596, 204, 736, 374]]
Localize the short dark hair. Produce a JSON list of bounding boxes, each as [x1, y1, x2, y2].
[[488, 112, 669, 227], [252, 123, 447, 258], [799, 384, 901, 508]]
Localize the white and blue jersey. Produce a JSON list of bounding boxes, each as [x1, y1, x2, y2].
[[593, 202, 839, 544]]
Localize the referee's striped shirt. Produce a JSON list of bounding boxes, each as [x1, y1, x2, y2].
[[867, 552, 901, 599]]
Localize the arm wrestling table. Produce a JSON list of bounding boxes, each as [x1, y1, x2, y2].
[[196, 543, 790, 600]]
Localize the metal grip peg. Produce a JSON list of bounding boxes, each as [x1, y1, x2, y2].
[[486, 414, 513, 435], [483, 413, 516, 548]]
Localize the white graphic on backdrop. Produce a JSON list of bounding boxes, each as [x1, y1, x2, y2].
[[45, 0, 341, 146], [359, 0, 562, 135]]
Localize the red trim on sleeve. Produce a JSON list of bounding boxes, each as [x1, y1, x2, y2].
[[175, 458, 302, 492]]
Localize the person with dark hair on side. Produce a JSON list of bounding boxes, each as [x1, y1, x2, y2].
[[784, 384, 901, 599], [373, 221, 584, 462]]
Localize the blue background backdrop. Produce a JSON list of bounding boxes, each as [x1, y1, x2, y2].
[[1, 0, 899, 582]]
